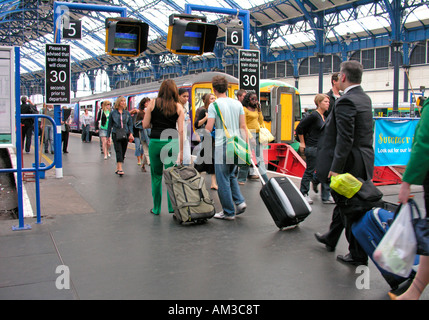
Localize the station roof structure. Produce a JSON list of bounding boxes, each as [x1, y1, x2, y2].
[[1, 0, 429, 82]]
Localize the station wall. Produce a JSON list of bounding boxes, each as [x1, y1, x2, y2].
[[291, 65, 429, 108]]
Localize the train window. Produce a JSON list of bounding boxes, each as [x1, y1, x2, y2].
[[194, 88, 212, 110], [233, 89, 238, 100], [260, 93, 271, 121], [294, 94, 301, 121]]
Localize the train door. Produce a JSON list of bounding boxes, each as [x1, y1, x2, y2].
[[192, 84, 212, 131], [128, 95, 136, 111], [272, 86, 297, 143]]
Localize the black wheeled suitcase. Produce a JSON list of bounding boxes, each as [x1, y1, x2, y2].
[[251, 160, 312, 229]]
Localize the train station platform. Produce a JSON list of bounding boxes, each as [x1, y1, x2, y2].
[[0, 134, 427, 301]]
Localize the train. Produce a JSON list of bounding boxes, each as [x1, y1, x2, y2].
[[63, 72, 302, 145]]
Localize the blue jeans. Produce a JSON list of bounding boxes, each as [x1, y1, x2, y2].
[[44, 125, 54, 152], [82, 124, 90, 142], [134, 137, 143, 157], [215, 144, 245, 217], [300, 146, 331, 201], [238, 132, 268, 183]]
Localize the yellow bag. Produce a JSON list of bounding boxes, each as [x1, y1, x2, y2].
[[330, 173, 363, 198], [259, 124, 275, 144]]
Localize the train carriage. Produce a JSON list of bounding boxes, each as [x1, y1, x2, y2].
[[69, 72, 302, 159]]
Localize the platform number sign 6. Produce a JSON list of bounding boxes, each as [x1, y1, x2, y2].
[[226, 28, 243, 48]]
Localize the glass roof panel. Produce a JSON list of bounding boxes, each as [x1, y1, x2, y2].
[[10, 0, 429, 75]]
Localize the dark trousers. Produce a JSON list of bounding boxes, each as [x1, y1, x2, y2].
[[323, 205, 343, 248], [112, 133, 128, 163], [62, 130, 69, 152], [21, 124, 33, 152]]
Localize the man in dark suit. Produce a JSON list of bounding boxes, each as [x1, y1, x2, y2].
[[315, 60, 374, 266], [325, 72, 341, 117]]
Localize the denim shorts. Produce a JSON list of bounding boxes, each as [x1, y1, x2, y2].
[[99, 129, 108, 137]]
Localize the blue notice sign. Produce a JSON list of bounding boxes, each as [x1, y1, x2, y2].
[[374, 118, 419, 166]]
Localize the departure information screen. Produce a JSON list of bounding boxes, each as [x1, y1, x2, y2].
[[113, 26, 139, 55], [181, 30, 203, 51]]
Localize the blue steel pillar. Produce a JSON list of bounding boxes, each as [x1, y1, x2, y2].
[[12, 47, 31, 231], [52, 1, 127, 178]]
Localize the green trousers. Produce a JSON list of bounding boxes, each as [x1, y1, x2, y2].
[[149, 138, 179, 215]]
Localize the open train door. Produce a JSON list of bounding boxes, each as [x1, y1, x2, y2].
[[271, 86, 296, 144], [264, 86, 306, 177]]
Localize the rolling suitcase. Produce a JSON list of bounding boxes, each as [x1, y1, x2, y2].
[[163, 165, 215, 224], [251, 159, 312, 229], [352, 202, 418, 290]]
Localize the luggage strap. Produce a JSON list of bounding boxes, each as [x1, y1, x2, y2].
[[164, 175, 213, 209]]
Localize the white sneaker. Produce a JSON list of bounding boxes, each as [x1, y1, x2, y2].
[[323, 196, 335, 204], [214, 211, 235, 220], [236, 202, 247, 215], [304, 195, 313, 204]]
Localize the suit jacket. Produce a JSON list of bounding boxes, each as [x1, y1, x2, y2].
[[21, 102, 38, 126], [316, 85, 374, 184]]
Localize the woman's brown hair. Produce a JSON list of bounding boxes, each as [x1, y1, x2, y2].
[[156, 79, 179, 117]]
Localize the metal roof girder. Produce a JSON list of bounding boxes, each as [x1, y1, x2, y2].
[[115, 0, 167, 38]]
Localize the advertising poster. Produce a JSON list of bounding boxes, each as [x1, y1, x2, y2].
[[374, 118, 419, 166]]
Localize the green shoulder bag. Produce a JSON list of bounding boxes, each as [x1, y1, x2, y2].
[[213, 102, 251, 166]]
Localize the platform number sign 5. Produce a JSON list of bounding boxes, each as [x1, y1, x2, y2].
[[45, 44, 71, 105], [226, 27, 243, 48], [63, 20, 82, 40]]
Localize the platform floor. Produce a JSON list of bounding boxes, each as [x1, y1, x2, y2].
[[0, 134, 427, 300]]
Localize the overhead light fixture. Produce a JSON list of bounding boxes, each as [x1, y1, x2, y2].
[[344, 32, 352, 45]]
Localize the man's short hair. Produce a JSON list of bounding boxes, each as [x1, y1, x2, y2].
[[236, 89, 246, 98], [21, 96, 28, 104], [340, 60, 363, 84], [331, 72, 340, 85], [212, 75, 228, 94]]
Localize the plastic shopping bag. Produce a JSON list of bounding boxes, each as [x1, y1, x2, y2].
[[373, 202, 418, 277], [330, 173, 362, 198]]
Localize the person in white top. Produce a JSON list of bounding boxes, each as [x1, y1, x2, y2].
[[205, 75, 248, 220]]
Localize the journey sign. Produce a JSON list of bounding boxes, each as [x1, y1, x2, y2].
[[45, 44, 71, 104], [238, 49, 260, 100]]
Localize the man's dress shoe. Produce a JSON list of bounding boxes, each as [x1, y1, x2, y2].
[[314, 232, 335, 252], [336, 253, 368, 266]]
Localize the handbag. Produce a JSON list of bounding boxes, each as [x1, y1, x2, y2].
[[355, 178, 383, 202], [116, 127, 128, 141], [115, 112, 128, 141], [213, 102, 251, 166], [409, 199, 429, 256], [259, 124, 275, 144], [331, 175, 384, 219]]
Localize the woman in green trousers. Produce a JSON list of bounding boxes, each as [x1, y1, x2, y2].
[[143, 79, 184, 215]]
